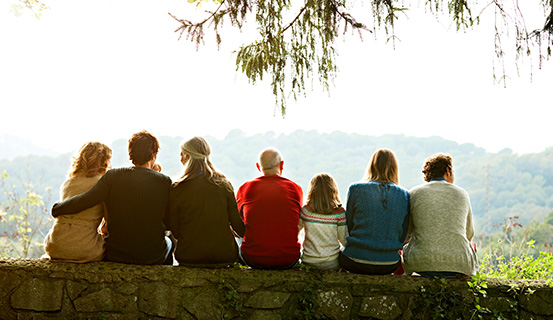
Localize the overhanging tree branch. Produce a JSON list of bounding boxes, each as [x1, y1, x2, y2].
[[169, 0, 552, 116]]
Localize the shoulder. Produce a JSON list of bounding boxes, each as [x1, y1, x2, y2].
[[62, 175, 101, 188], [410, 181, 468, 197], [149, 169, 172, 184], [301, 205, 346, 223], [409, 182, 429, 194], [104, 167, 128, 176], [348, 181, 366, 190], [61, 175, 103, 198], [101, 167, 129, 181], [114, 167, 172, 186], [389, 183, 408, 193], [448, 183, 470, 199], [331, 205, 346, 215], [347, 181, 375, 193], [238, 178, 256, 191], [280, 176, 302, 190], [281, 177, 303, 198], [137, 167, 172, 184]]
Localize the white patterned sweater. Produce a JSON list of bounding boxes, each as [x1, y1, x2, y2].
[[299, 205, 348, 264]]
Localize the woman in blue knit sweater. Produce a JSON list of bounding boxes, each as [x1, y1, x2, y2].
[[339, 149, 410, 274]]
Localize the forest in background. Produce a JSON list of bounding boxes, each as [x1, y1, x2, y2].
[[1, 130, 553, 258]]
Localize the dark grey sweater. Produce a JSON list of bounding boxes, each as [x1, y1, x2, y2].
[[52, 167, 172, 265]]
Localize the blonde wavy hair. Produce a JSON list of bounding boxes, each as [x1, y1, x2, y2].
[[306, 173, 342, 215], [176, 136, 233, 193], [69, 142, 112, 178], [363, 148, 399, 185]]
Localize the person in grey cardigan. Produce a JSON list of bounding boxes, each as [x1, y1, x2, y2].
[[402, 153, 478, 278]]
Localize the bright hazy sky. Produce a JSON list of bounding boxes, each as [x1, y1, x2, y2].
[[1, 0, 552, 155]]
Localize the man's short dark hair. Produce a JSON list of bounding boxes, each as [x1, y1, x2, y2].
[[128, 131, 160, 166]]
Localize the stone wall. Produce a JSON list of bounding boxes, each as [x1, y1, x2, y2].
[[1, 259, 553, 319]]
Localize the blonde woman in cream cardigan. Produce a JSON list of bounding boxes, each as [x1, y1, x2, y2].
[[43, 142, 112, 263]]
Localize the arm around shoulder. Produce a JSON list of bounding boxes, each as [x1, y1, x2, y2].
[[51, 174, 110, 218]]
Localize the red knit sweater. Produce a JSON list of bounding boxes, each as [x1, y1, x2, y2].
[[236, 175, 303, 266]]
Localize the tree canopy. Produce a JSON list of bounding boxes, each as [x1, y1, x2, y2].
[[13, 0, 552, 115], [170, 0, 553, 115]]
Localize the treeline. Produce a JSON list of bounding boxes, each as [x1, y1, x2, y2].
[[2, 130, 553, 239]]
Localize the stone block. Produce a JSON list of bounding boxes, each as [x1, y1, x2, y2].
[[73, 287, 127, 312], [480, 296, 516, 312], [116, 282, 138, 295], [48, 271, 73, 279], [0, 270, 22, 299], [66, 281, 87, 300], [172, 268, 211, 287], [182, 287, 223, 320], [81, 271, 114, 283], [351, 284, 367, 296], [317, 287, 353, 320], [520, 290, 553, 316], [139, 282, 180, 318], [358, 295, 403, 320], [249, 309, 282, 320], [10, 278, 64, 311], [245, 291, 290, 309], [15, 315, 68, 320], [237, 280, 262, 293]]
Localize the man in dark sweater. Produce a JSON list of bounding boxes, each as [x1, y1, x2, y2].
[[51, 131, 173, 265]]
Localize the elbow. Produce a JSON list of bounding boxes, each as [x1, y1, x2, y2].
[[51, 203, 60, 218]]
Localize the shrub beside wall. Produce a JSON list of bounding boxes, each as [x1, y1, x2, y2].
[[1, 259, 553, 319]]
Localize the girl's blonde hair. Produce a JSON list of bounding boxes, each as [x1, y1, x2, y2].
[[363, 148, 399, 184], [69, 142, 112, 178], [176, 136, 233, 193], [306, 173, 342, 215]]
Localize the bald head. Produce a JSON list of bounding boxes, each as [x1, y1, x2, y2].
[[257, 148, 283, 176]]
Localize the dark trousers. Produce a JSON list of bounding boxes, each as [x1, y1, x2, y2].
[[338, 252, 401, 275], [239, 251, 299, 270]]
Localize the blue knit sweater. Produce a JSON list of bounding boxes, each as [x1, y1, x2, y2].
[[343, 181, 410, 262]]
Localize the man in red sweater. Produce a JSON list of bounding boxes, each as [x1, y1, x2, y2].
[[236, 148, 303, 269]]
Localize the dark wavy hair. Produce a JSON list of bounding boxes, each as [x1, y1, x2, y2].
[[128, 131, 160, 166], [69, 142, 112, 178], [422, 153, 452, 182]]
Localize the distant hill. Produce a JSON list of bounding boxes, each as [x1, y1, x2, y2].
[[0, 134, 60, 160]]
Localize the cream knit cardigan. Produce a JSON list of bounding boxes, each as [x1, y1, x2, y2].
[[403, 180, 478, 276], [43, 175, 105, 263]]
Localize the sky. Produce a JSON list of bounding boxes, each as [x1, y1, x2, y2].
[[1, 0, 552, 156]]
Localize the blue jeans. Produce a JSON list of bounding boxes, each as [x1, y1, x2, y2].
[[153, 236, 174, 265]]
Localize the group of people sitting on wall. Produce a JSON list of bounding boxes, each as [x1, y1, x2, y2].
[[44, 130, 478, 278]]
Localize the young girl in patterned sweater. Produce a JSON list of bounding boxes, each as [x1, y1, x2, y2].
[[299, 173, 347, 270]]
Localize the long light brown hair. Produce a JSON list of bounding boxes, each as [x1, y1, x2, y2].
[[363, 148, 399, 184], [69, 142, 112, 178], [306, 173, 342, 215], [176, 136, 233, 193]]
